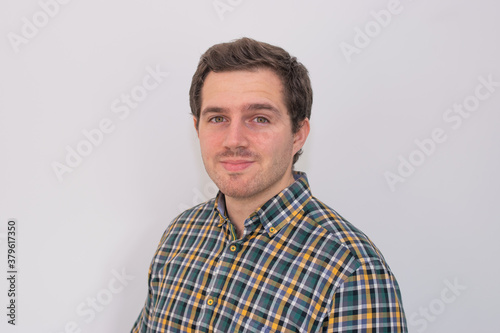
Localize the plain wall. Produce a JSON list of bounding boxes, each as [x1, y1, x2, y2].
[[1, 0, 499, 332]]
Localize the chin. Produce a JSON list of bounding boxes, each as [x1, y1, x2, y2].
[[213, 176, 256, 198], [218, 182, 252, 198]]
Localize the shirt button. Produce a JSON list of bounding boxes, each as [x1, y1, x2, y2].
[[207, 298, 215, 306], [230, 245, 237, 252], [269, 227, 276, 234]]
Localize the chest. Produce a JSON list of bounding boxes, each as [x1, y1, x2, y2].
[[148, 223, 350, 332]]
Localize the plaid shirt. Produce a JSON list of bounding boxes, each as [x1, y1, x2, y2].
[[132, 172, 407, 332]]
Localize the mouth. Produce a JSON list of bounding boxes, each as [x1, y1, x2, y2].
[[220, 160, 254, 172]]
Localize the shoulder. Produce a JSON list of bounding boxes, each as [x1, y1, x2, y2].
[[159, 198, 217, 242], [149, 198, 218, 268], [301, 196, 388, 265], [174, 198, 217, 225]]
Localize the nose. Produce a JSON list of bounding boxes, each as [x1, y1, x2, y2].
[[223, 119, 248, 149]]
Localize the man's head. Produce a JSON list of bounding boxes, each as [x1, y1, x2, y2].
[[191, 38, 311, 203], [189, 37, 312, 165]]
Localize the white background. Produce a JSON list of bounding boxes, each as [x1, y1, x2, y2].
[[1, 0, 499, 332]]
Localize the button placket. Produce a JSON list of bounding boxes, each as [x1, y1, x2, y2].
[[203, 228, 229, 314]]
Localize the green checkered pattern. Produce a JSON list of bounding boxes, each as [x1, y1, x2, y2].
[[132, 172, 407, 332]]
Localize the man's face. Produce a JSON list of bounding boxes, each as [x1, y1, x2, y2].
[[195, 68, 309, 202]]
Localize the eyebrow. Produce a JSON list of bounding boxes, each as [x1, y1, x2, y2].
[[201, 103, 282, 118], [244, 103, 281, 116], [200, 107, 226, 117]]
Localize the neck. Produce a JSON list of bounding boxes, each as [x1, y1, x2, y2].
[[225, 172, 295, 238]]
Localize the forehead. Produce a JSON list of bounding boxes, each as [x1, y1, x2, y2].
[[200, 69, 286, 111]]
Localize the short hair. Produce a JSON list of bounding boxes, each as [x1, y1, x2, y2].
[[189, 37, 312, 165]]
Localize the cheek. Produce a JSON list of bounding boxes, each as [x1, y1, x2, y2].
[[199, 133, 220, 157], [251, 130, 274, 145], [253, 132, 291, 156]]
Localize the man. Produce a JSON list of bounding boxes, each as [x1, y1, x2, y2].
[[132, 37, 407, 332]]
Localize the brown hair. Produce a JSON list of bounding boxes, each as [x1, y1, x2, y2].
[[189, 37, 312, 165]]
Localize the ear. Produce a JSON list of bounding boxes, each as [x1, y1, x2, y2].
[[292, 118, 310, 155], [193, 116, 199, 137]]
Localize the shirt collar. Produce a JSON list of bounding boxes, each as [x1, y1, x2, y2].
[[213, 171, 312, 237]]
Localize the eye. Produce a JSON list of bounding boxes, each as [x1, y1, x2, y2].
[[254, 117, 269, 124], [210, 116, 225, 123]]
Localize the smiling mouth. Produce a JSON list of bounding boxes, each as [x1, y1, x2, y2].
[[220, 160, 254, 172]]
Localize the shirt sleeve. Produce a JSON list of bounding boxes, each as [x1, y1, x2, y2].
[[322, 259, 407, 332]]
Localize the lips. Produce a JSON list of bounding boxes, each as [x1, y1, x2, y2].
[[220, 160, 254, 172]]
